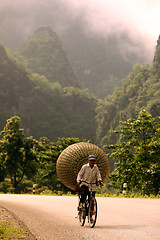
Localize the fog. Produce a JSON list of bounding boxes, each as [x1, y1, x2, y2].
[[1, 0, 160, 98], [0, 0, 159, 55], [61, 0, 160, 40]]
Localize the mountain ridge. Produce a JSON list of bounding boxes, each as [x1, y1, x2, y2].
[[17, 26, 80, 88]]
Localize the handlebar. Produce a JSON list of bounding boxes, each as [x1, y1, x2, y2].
[[80, 181, 97, 185]]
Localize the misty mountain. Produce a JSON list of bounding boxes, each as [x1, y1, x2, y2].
[[0, 0, 151, 99], [0, 45, 34, 127], [16, 25, 148, 99], [0, 32, 160, 149], [0, 44, 97, 141], [96, 35, 160, 146], [58, 22, 149, 98], [17, 27, 79, 88]]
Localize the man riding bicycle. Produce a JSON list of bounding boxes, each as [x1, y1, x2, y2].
[[77, 155, 103, 209]]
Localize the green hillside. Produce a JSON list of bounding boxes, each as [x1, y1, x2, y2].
[[0, 44, 97, 142], [0, 45, 34, 127], [60, 22, 148, 98], [0, 22, 148, 99], [96, 36, 160, 146], [0, 27, 160, 148], [17, 27, 79, 88]]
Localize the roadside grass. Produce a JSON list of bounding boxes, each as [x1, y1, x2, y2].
[[0, 221, 26, 239], [65, 191, 160, 199], [1, 190, 160, 199], [38, 190, 160, 198], [96, 193, 160, 198]]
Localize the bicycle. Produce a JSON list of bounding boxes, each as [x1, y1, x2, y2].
[[77, 182, 98, 228]]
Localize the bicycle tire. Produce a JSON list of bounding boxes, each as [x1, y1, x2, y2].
[[78, 197, 86, 226], [78, 207, 86, 226], [88, 198, 97, 228]]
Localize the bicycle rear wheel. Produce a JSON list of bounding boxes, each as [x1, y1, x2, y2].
[[88, 197, 97, 228], [79, 208, 86, 226], [78, 204, 86, 226]]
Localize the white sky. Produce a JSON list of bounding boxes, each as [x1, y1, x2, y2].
[[0, 0, 160, 48], [60, 0, 160, 42]]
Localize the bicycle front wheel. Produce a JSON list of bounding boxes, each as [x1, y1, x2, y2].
[[88, 198, 97, 228]]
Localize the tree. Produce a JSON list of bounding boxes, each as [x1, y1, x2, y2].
[[33, 137, 87, 192], [0, 139, 6, 182], [105, 110, 160, 195], [0, 115, 88, 193], [0, 116, 38, 193]]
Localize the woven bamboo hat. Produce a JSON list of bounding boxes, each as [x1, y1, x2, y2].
[[56, 142, 110, 190]]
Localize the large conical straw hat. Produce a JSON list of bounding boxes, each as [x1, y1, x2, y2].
[[56, 142, 110, 190]]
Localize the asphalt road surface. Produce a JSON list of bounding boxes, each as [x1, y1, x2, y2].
[[0, 194, 160, 240]]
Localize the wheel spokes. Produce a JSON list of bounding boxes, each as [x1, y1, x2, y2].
[[89, 198, 97, 228], [79, 207, 86, 226]]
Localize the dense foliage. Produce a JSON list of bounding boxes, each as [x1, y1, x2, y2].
[[0, 26, 160, 195], [0, 116, 86, 193], [105, 110, 160, 195], [96, 37, 160, 147], [17, 27, 79, 88], [0, 116, 38, 193], [0, 44, 97, 142]]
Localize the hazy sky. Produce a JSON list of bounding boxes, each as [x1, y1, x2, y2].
[[62, 0, 160, 40], [0, 0, 159, 51]]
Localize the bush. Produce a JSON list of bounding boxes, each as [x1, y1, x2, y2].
[[0, 181, 11, 193]]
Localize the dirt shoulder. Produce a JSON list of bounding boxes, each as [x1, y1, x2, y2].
[[0, 206, 36, 240]]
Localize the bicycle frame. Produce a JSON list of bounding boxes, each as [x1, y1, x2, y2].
[[77, 181, 98, 228]]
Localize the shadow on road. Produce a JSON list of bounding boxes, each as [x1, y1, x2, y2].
[[95, 225, 145, 230]]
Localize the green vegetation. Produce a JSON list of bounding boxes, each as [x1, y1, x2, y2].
[[0, 27, 160, 196], [0, 42, 97, 142], [0, 116, 87, 193], [0, 221, 26, 239], [0, 111, 159, 196], [17, 27, 79, 88], [96, 37, 160, 148], [61, 24, 147, 98], [0, 116, 37, 193], [105, 110, 160, 195]]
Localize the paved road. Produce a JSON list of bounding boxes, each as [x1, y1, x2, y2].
[[0, 194, 160, 240]]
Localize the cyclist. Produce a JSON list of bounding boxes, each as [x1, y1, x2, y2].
[[77, 155, 103, 210]]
